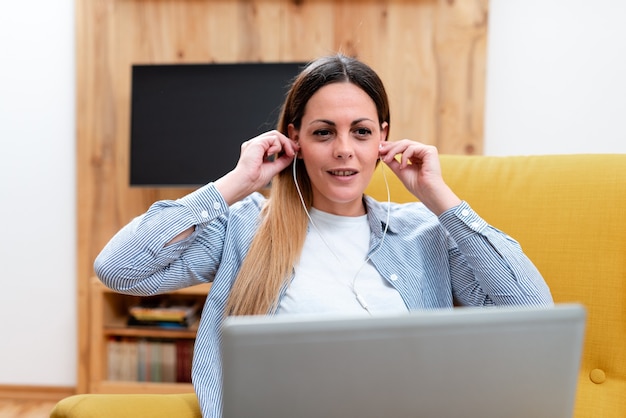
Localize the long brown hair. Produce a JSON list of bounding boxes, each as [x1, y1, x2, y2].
[[225, 54, 391, 316]]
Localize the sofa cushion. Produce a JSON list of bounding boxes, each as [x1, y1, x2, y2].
[[50, 393, 202, 418]]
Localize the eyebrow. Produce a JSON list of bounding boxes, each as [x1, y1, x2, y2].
[[308, 118, 376, 126]]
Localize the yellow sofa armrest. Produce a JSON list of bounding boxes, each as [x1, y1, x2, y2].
[[50, 393, 201, 418]]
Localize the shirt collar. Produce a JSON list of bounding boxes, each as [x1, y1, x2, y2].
[[363, 195, 399, 238]]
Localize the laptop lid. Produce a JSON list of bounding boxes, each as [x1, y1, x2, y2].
[[221, 304, 585, 418]]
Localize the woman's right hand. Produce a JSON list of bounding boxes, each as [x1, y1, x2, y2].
[[215, 130, 299, 205]]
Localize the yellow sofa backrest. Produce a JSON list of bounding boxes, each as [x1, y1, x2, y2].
[[366, 154, 626, 418]]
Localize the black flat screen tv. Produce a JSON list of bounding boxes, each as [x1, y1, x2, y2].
[[129, 62, 306, 186]]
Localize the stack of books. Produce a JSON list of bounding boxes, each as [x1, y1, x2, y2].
[[127, 299, 200, 329]]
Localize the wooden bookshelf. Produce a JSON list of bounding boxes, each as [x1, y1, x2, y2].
[[88, 277, 211, 394]]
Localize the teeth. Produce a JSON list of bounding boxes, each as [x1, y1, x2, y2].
[[330, 170, 356, 176]]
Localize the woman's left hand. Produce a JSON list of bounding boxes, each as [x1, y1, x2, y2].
[[379, 140, 462, 215]]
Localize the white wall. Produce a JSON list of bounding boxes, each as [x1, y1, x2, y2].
[[485, 0, 626, 155], [0, 1, 76, 386], [0, 0, 624, 388]]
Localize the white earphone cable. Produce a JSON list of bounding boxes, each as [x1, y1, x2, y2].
[[292, 154, 391, 315]]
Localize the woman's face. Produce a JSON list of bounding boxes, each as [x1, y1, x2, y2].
[[288, 82, 388, 216]]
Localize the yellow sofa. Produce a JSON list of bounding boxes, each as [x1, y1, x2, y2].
[[52, 154, 626, 418]]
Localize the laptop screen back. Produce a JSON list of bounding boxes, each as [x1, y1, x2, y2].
[[221, 304, 585, 418]]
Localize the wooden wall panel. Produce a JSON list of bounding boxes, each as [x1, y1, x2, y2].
[[76, 0, 489, 391]]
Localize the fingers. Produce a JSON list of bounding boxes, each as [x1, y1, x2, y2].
[[236, 130, 299, 187], [379, 139, 438, 169], [218, 131, 300, 202], [242, 130, 299, 159]]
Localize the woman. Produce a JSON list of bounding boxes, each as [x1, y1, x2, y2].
[[95, 54, 552, 417]]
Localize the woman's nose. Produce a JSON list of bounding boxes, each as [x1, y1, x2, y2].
[[333, 136, 354, 159]]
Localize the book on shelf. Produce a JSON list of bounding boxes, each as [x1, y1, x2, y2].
[[127, 298, 200, 329], [107, 337, 194, 383]]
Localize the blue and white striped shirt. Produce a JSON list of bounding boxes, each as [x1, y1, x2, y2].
[[94, 182, 553, 417]]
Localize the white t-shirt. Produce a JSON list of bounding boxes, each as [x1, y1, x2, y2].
[[277, 208, 408, 316]]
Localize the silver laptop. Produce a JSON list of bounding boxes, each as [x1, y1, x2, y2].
[[221, 304, 585, 418]]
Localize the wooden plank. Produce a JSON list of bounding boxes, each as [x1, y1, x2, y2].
[[432, 0, 489, 154], [0, 385, 74, 402], [92, 381, 193, 395]]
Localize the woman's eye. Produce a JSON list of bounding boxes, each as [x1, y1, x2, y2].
[[355, 128, 372, 137], [313, 129, 333, 138]]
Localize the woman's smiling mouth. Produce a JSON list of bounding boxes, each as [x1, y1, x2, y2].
[[328, 169, 358, 177]]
